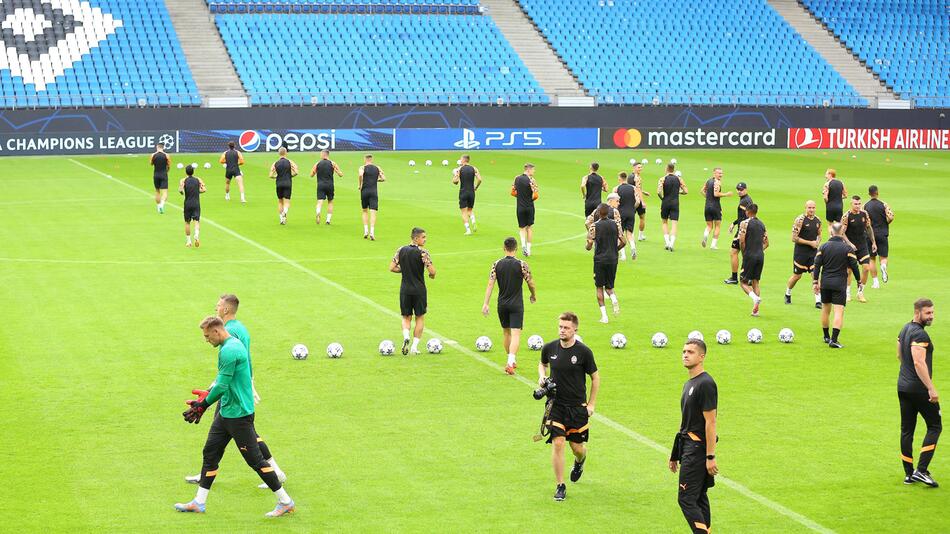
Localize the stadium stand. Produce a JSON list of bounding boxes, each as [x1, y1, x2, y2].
[[208, 1, 481, 15], [518, 0, 867, 106], [215, 13, 548, 105], [0, 0, 199, 108], [801, 0, 948, 108]]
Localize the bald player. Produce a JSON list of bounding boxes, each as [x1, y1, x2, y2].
[[785, 201, 822, 308]]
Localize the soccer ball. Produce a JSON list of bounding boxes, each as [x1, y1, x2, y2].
[[441, 160, 449, 166], [779, 328, 795, 343], [574, 334, 584, 344], [425, 160, 433, 166], [670, 158, 678, 165], [326, 342, 344, 358], [527, 335, 544, 350], [687, 330, 704, 341], [610, 333, 627, 349], [176, 162, 184, 169], [379, 340, 395, 356], [291, 344, 309, 360], [426, 338, 443, 354], [716, 330, 732, 345], [629, 158, 637, 165], [203, 162, 212, 169], [747, 329, 763, 344], [640, 158, 648, 165], [674, 171, 682, 177], [651, 332, 668, 348], [655, 158, 662, 164], [408, 160, 416, 167], [475, 336, 492, 352], [191, 162, 198, 169]]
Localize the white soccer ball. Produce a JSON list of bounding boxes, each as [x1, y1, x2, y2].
[[655, 158, 662, 164], [716, 329, 732, 345], [747, 328, 763, 344], [779, 328, 795, 343], [291, 343, 309, 360], [408, 160, 416, 167], [176, 162, 184, 169], [640, 158, 648, 165], [629, 158, 637, 165], [527, 335, 544, 350], [475, 336, 492, 352], [674, 171, 682, 177], [670, 158, 678, 165], [203, 162, 212, 169], [610, 333, 627, 349], [426, 338, 444, 354], [191, 162, 198, 169], [425, 160, 433, 166], [651, 332, 668, 348], [687, 330, 704, 341], [326, 342, 344, 358], [441, 159, 449, 166], [378, 340, 395, 356], [574, 334, 584, 344]]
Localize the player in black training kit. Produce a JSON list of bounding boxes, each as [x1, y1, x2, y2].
[[840, 195, 877, 303], [539, 312, 600, 501], [311, 149, 343, 225], [580, 162, 607, 217], [897, 298, 940, 487], [864, 185, 895, 288], [813, 222, 861, 348], [390, 227, 436, 355], [512, 163, 539, 257], [738, 203, 768, 317], [587, 204, 626, 323], [786, 200, 822, 308], [822, 168, 847, 230], [657, 164, 688, 251], [614, 172, 639, 261], [178, 165, 206, 247], [268, 147, 298, 225], [359, 154, 386, 239], [699, 167, 732, 249], [724, 182, 752, 284], [629, 161, 649, 241], [483, 237, 537, 375], [453, 154, 482, 234], [219, 141, 246, 203], [670, 339, 718, 534], [150, 142, 171, 214]]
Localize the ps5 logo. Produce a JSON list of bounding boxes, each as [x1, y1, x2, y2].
[[454, 129, 480, 149], [454, 129, 544, 150]]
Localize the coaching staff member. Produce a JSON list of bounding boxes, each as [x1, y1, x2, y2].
[[813, 222, 861, 348], [670, 338, 717, 534], [898, 298, 940, 487], [539, 312, 600, 501]]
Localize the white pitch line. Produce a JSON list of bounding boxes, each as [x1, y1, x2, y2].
[[69, 158, 835, 534]]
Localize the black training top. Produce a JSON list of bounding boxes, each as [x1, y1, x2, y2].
[[844, 210, 871, 244], [541, 339, 597, 407], [585, 173, 604, 206], [679, 371, 718, 442], [898, 321, 934, 394], [617, 182, 637, 216], [704, 178, 721, 210], [393, 244, 431, 296], [182, 176, 201, 207], [732, 194, 754, 237], [274, 158, 293, 186], [514, 174, 536, 210], [151, 152, 169, 177], [864, 198, 891, 237], [458, 165, 477, 195], [490, 255, 531, 308], [740, 217, 767, 256], [224, 149, 241, 175], [316, 159, 335, 185], [813, 236, 861, 289], [362, 164, 380, 193], [590, 216, 620, 264], [661, 174, 681, 206], [826, 179, 845, 207], [792, 215, 821, 255]]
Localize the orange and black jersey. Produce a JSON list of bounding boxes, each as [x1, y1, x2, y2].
[[584, 173, 605, 206], [824, 179, 845, 206], [151, 151, 170, 176], [220, 149, 245, 174], [791, 214, 821, 252], [271, 157, 298, 185], [864, 198, 894, 237], [361, 164, 381, 192], [393, 244, 432, 296], [659, 174, 682, 205], [813, 236, 861, 289], [513, 174, 539, 209], [489, 256, 531, 308], [842, 209, 873, 244], [616, 182, 638, 216], [679, 371, 717, 442], [739, 217, 767, 256], [315, 159, 336, 185], [584, 205, 622, 232], [703, 178, 722, 209], [458, 165, 478, 194], [589, 216, 621, 264], [732, 194, 754, 236], [898, 321, 934, 394]]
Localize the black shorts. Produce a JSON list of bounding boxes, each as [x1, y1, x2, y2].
[[225, 170, 242, 180], [183, 205, 200, 222], [870, 235, 888, 258], [703, 206, 722, 222], [459, 192, 475, 210], [361, 190, 378, 210], [497, 303, 524, 330], [546, 404, 589, 444], [820, 286, 847, 306], [731, 237, 740, 250], [399, 292, 427, 317], [593, 261, 618, 289], [317, 182, 335, 201], [636, 204, 646, 217], [661, 203, 679, 221], [792, 250, 817, 274], [740, 254, 764, 282], [276, 183, 292, 200], [584, 202, 599, 218], [517, 206, 535, 228], [620, 214, 637, 232], [153, 175, 168, 190], [826, 204, 843, 223], [853, 244, 871, 265]]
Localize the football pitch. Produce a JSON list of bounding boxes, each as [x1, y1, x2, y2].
[[0, 148, 947, 533]]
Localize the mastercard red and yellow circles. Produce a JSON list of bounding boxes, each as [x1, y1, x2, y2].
[[612, 128, 643, 148]]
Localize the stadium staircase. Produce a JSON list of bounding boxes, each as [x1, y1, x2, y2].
[[767, 0, 902, 108], [480, 0, 593, 106], [164, 0, 249, 107]]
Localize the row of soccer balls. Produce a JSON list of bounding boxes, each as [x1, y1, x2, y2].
[[406, 158, 679, 167], [289, 328, 794, 359]]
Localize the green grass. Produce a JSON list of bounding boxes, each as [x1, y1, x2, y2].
[[0, 148, 947, 533]]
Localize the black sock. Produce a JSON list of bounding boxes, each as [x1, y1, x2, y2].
[[731, 272, 737, 280], [822, 327, 830, 339], [831, 328, 840, 342]]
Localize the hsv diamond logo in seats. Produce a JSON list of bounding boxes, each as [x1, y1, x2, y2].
[[0, 0, 122, 90]]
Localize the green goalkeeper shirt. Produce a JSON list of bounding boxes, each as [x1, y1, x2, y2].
[[205, 336, 254, 418], [225, 319, 252, 378]]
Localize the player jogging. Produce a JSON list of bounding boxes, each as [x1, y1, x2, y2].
[[587, 204, 626, 323], [178, 165, 206, 247], [580, 162, 607, 217], [822, 168, 847, 230], [897, 298, 940, 487], [482, 237, 537, 375], [175, 316, 295, 517], [453, 154, 482, 234], [738, 203, 768, 317], [219, 141, 246, 203], [785, 200, 822, 308], [657, 164, 687, 251], [813, 222, 861, 348], [269, 147, 298, 225], [630, 161, 649, 241], [358, 154, 386, 239], [512, 163, 539, 257], [864, 185, 895, 288], [311, 149, 343, 225], [390, 227, 436, 355], [700, 168, 732, 249], [150, 142, 171, 214], [840, 195, 876, 303], [724, 182, 752, 284], [614, 172, 639, 260]]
